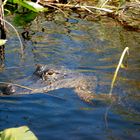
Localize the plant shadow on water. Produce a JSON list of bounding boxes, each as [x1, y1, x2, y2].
[[0, 12, 140, 140]]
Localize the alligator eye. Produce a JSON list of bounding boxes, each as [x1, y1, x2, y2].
[[47, 70, 55, 75]]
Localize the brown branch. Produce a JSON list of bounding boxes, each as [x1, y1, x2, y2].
[[39, 2, 113, 13]]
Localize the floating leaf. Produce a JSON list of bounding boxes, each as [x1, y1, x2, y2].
[[0, 126, 38, 140], [0, 39, 7, 46]]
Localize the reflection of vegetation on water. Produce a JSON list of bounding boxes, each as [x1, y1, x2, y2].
[[113, 105, 140, 122], [0, 0, 139, 62]]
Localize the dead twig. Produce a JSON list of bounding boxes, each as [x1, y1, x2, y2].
[[40, 2, 113, 13], [0, 81, 34, 91], [0, 81, 66, 100], [41, 2, 68, 17]]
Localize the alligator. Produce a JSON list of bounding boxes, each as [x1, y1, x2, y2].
[[32, 64, 116, 103], [31, 64, 98, 102], [0, 64, 116, 103]]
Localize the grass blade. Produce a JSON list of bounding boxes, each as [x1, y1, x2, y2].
[[109, 47, 129, 96]]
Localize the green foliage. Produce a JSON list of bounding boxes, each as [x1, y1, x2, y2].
[[14, 12, 37, 26], [7, 0, 47, 12], [0, 39, 7, 46], [0, 126, 38, 140]]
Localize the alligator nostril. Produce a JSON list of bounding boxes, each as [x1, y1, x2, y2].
[[0, 84, 16, 95]]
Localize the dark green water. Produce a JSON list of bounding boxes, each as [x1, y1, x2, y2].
[[0, 12, 140, 140]]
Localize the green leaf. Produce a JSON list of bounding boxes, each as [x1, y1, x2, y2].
[[7, 0, 19, 4], [0, 126, 38, 140], [18, 1, 46, 12], [7, 0, 47, 12], [0, 39, 7, 46]]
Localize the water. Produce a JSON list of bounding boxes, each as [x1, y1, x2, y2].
[[0, 12, 140, 140]]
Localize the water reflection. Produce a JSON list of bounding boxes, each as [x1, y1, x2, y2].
[[0, 12, 140, 140]]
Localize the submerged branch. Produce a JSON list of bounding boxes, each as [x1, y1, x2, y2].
[[0, 81, 66, 100], [0, 81, 34, 91]]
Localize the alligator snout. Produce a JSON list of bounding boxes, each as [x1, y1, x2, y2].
[[0, 84, 16, 95]]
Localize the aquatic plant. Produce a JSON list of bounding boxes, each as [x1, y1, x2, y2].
[[109, 47, 129, 96]]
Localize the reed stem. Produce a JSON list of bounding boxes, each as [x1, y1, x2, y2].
[[109, 47, 129, 96]]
